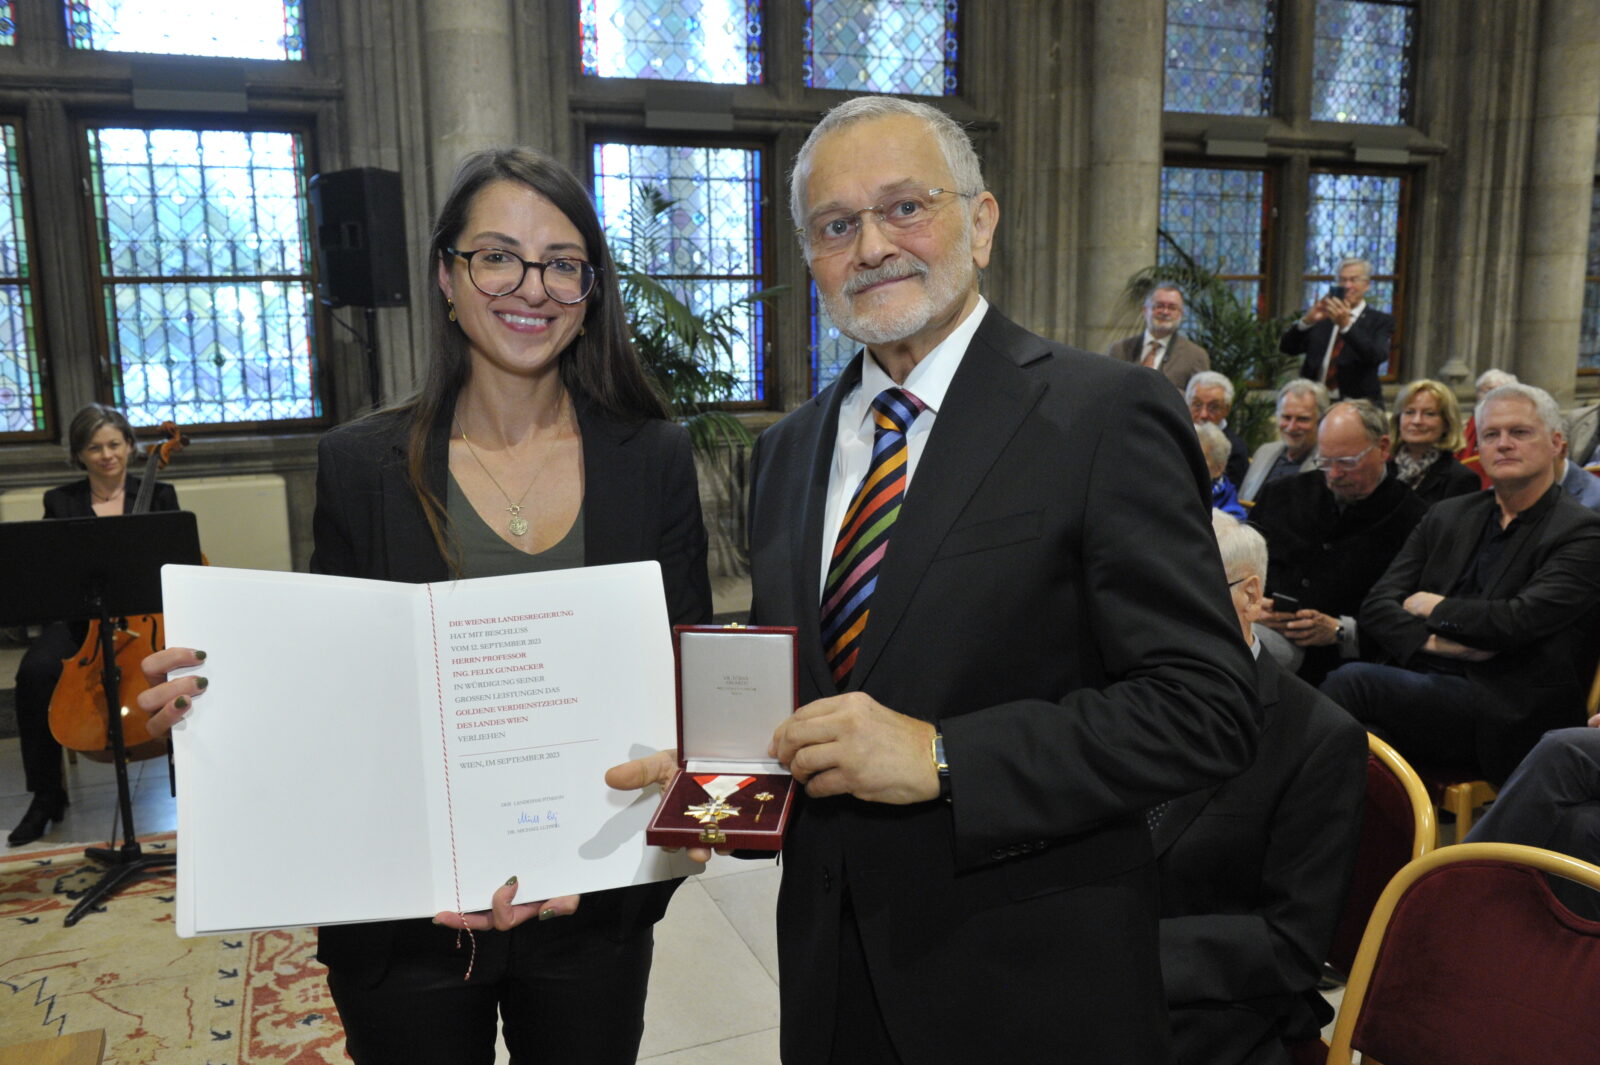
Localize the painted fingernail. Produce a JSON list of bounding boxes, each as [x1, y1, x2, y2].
[[194, 650, 207, 662], [431, 916, 442, 925], [505, 875, 518, 887], [174, 696, 190, 711], [538, 907, 558, 921], [194, 676, 209, 690]]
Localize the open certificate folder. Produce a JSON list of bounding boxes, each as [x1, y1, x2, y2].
[[160, 561, 701, 937]]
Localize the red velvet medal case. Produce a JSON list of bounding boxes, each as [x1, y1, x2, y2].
[[646, 625, 798, 851]]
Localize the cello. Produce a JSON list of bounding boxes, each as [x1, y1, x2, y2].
[[47, 422, 190, 762]]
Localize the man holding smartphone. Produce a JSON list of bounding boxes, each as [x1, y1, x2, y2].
[[1279, 257, 1393, 406]]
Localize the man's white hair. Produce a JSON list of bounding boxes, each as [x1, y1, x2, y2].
[[1277, 379, 1330, 419], [1479, 383, 1563, 438], [1195, 421, 1232, 472], [1186, 370, 1235, 407], [1212, 509, 1268, 582], [1476, 368, 1518, 392], [788, 96, 986, 242], [1336, 257, 1372, 281]]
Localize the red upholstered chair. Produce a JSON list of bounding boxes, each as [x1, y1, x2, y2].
[[1324, 733, 1435, 979], [1325, 843, 1600, 1065]]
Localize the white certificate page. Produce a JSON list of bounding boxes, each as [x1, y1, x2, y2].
[[162, 562, 698, 937]]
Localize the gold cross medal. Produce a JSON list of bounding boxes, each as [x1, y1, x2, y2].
[[685, 774, 757, 824], [685, 800, 739, 825]]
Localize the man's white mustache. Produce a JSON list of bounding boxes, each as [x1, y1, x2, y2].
[[843, 260, 928, 295]]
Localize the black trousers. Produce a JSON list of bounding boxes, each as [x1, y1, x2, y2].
[[1321, 662, 1481, 775], [13, 621, 82, 797], [325, 913, 654, 1065]]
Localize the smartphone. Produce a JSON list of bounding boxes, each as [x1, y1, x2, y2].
[[1327, 285, 1347, 301], [1267, 591, 1302, 612]]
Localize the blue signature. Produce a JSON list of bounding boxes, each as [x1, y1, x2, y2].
[[516, 810, 560, 826]]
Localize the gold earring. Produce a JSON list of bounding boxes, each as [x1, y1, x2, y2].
[[447, 299, 457, 323], [579, 325, 586, 336]]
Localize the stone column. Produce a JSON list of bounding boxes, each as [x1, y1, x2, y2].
[[421, 0, 518, 202], [1079, 0, 1165, 354], [1512, 0, 1600, 403]]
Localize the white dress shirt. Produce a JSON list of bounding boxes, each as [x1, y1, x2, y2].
[[817, 297, 990, 599], [1299, 301, 1367, 385]]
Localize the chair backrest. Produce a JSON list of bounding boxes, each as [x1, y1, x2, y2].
[[1326, 843, 1600, 1065], [1325, 733, 1435, 975]]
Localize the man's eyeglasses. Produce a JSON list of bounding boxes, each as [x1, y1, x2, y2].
[[445, 247, 599, 304], [1314, 444, 1377, 472], [797, 188, 974, 254]]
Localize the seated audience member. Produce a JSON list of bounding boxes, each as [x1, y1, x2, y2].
[[1555, 415, 1600, 513], [1239, 380, 1329, 503], [1465, 716, 1600, 920], [1278, 257, 1391, 405], [1197, 422, 1246, 520], [1458, 368, 1518, 489], [1108, 282, 1210, 392], [1387, 378, 1480, 507], [1187, 370, 1249, 487], [1323, 384, 1600, 784], [1155, 511, 1366, 1065], [1251, 400, 1427, 685]]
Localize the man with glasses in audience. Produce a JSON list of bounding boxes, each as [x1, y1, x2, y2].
[[1324, 384, 1600, 784], [1187, 370, 1250, 489], [1250, 400, 1427, 685], [1239, 379, 1330, 503], [1109, 283, 1210, 392]]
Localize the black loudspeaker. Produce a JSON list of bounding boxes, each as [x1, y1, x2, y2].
[[309, 168, 409, 308]]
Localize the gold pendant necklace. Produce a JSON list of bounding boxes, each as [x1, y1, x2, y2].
[[454, 408, 564, 538]]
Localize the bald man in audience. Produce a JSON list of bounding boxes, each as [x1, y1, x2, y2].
[[1155, 511, 1366, 1065], [1239, 380, 1329, 504], [1250, 400, 1427, 685], [1324, 384, 1600, 783]]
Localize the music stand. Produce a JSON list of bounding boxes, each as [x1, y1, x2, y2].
[[0, 512, 202, 925]]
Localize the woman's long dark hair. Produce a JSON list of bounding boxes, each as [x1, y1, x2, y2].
[[393, 147, 668, 565]]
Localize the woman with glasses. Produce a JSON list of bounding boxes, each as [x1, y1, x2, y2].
[[1388, 379, 1480, 507], [139, 148, 711, 1064]]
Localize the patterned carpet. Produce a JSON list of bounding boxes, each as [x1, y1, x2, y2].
[[0, 834, 346, 1063]]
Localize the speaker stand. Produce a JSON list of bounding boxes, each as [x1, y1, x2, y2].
[[364, 305, 381, 408]]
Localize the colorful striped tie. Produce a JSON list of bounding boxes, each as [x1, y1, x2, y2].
[[821, 387, 926, 687]]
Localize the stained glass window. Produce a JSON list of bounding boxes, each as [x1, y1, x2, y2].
[[0, 123, 41, 434], [1581, 183, 1600, 372], [0, 4, 15, 47], [1311, 0, 1414, 125], [811, 282, 858, 394], [804, 0, 958, 96], [1304, 170, 1405, 373], [1164, 0, 1276, 116], [88, 127, 319, 427], [67, 0, 303, 60], [593, 141, 767, 401], [1159, 165, 1269, 312], [580, 0, 762, 84]]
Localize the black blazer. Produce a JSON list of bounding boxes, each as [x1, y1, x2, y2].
[[309, 399, 712, 980], [43, 475, 178, 518], [1386, 452, 1482, 508], [1361, 486, 1600, 781], [748, 309, 1259, 1064], [1249, 471, 1427, 683], [1280, 307, 1394, 404], [1156, 651, 1367, 1065]]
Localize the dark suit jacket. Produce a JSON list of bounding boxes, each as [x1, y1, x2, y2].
[[1222, 423, 1250, 488], [1156, 652, 1366, 1065], [1360, 486, 1600, 781], [1249, 472, 1427, 683], [748, 308, 1259, 1064], [1279, 307, 1394, 404], [1562, 460, 1600, 513], [1108, 332, 1210, 392], [1386, 452, 1481, 508], [308, 399, 712, 981], [43, 475, 178, 518]]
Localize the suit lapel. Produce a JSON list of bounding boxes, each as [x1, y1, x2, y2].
[[577, 403, 644, 568], [1432, 492, 1495, 589], [849, 312, 1048, 694]]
